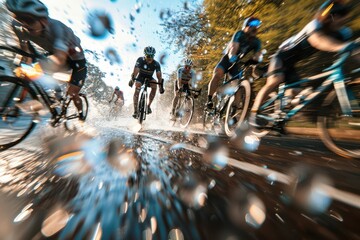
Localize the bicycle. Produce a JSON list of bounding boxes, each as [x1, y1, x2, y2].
[[0, 45, 89, 151], [203, 61, 262, 137], [171, 85, 201, 128], [135, 78, 161, 124], [250, 50, 360, 158]]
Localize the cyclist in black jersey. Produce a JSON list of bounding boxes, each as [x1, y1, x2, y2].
[[207, 17, 263, 110], [128, 46, 165, 118], [6, 0, 88, 121], [249, 0, 359, 127]]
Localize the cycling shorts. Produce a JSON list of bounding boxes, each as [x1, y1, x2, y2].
[[69, 59, 87, 87]]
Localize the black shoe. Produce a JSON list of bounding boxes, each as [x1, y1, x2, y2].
[[249, 113, 268, 128], [206, 100, 213, 110], [147, 106, 152, 114], [132, 112, 138, 119], [78, 112, 86, 121]]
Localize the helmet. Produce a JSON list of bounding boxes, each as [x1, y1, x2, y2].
[[6, 0, 49, 18], [317, 0, 350, 22], [144, 46, 156, 57], [115, 86, 119, 90], [242, 17, 262, 30], [184, 58, 193, 66]]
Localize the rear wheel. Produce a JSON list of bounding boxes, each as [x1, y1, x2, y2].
[[64, 93, 89, 131], [0, 76, 39, 151], [318, 83, 360, 158], [224, 79, 251, 137]]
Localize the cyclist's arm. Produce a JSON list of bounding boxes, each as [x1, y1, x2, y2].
[[109, 92, 115, 102], [176, 68, 182, 89], [39, 50, 67, 72], [308, 31, 350, 52], [190, 70, 196, 88], [120, 92, 124, 101], [131, 67, 140, 79]]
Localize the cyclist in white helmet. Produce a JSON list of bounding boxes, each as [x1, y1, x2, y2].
[[6, 0, 88, 120], [170, 58, 196, 120]]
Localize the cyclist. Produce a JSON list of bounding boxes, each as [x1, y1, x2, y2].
[[170, 58, 196, 120], [249, 0, 359, 127], [207, 17, 263, 112], [6, 0, 87, 120], [109, 86, 124, 108], [128, 46, 165, 118]]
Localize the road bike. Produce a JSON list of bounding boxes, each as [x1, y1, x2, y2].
[[251, 50, 360, 158], [203, 61, 263, 137], [0, 45, 88, 151], [135, 78, 161, 124], [171, 85, 201, 128]]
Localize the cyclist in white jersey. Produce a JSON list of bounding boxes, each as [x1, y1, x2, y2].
[[170, 59, 196, 120], [6, 0, 87, 120]]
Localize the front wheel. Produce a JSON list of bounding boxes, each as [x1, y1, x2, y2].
[[0, 76, 39, 151], [318, 83, 360, 158], [224, 79, 251, 137], [177, 96, 194, 128], [138, 92, 147, 124], [64, 93, 89, 132]]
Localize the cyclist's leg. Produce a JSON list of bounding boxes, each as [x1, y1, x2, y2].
[[251, 57, 285, 113], [147, 79, 157, 113], [67, 59, 87, 120], [171, 80, 180, 115], [207, 56, 228, 107], [133, 79, 143, 117]]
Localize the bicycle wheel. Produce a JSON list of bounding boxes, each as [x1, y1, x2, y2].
[[138, 92, 146, 124], [178, 97, 194, 128], [0, 76, 39, 151], [224, 79, 251, 137], [64, 93, 89, 131], [318, 83, 360, 158]]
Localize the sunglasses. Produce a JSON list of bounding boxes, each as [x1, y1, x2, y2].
[[145, 54, 154, 58], [247, 19, 262, 28], [184, 65, 191, 69]]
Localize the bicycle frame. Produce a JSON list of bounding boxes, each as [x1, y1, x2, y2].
[[259, 52, 354, 121]]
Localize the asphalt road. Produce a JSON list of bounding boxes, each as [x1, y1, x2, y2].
[[0, 121, 359, 240]]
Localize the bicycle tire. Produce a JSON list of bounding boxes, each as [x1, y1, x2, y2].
[[178, 96, 194, 128], [318, 83, 360, 158], [224, 79, 251, 137], [138, 92, 146, 124], [64, 93, 89, 131], [0, 76, 39, 151]]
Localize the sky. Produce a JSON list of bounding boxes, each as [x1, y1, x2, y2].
[[37, 0, 202, 100]]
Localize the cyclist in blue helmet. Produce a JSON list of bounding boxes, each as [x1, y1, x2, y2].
[[207, 17, 263, 110]]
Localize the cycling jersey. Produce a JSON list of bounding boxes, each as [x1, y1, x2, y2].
[[230, 30, 261, 57], [135, 57, 161, 80], [12, 18, 85, 61], [177, 67, 196, 83], [217, 30, 261, 75], [274, 19, 352, 81]]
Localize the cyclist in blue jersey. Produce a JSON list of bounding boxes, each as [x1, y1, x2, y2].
[[170, 58, 196, 120], [128, 46, 165, 118], [207, 17, 263, 110], [6, 0, 87, 120], [249, 0, 359, 127]]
